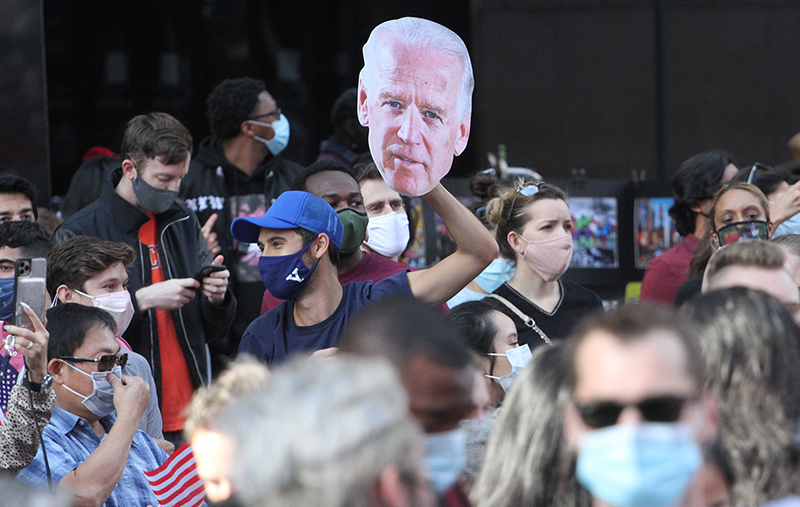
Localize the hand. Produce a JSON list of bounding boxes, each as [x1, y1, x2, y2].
[[155, 438, 175, 455], [108, 374, 149, 424], [201, 255, 229, 306], [135, 278, 200, 311], [202, 213, 222, 257], [4, 303, 49, 382], [310, 347, 338, 359], [769, 180, 800, 226]]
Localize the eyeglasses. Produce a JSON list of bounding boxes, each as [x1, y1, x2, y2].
[[59, 353, 128, 372], [507, 182, 540, 222], [248, 109, 282, 121], [576, 395, 692, 429]]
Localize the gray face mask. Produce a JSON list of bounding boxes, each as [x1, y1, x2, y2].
[[132, 175, 178, 214], [60, 362, 122, 418]]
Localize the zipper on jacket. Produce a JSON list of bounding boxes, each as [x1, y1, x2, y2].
[[159, 215, 207, 386]]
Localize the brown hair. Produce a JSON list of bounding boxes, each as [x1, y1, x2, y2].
[[46, 235, 135, 296], [484, 181, 568, 262], [353, 160, 382, 184], [564, 304, 705, 394], [121, 112, 193, 172], [705, 241, 788, 287]]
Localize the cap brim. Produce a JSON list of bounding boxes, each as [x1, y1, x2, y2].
[[230, 216, 300, 243]]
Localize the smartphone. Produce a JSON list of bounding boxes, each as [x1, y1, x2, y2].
[[192, 264, 226, 284], [13, 258, 46, 330]]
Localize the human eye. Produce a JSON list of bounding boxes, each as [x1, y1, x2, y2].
[[564, 222, 574, 232], [424, 110, 439, 120], [0, 264, 14, 274], [351, 198, 364, 208], [541, 224, 553, 230], [0, 217, 9, 223], [386, 100, 403, 110], [257, 242, 265, 251], [391, 202, 403, 210], [369, 203, 382, 213], [21, 213, 34, 221]]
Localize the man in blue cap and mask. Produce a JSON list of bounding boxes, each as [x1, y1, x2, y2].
[[233, 180, 498, 366]]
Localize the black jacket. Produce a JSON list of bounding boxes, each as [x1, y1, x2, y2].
[[55, 170, 236, 399], [178, 135, 304, 266]]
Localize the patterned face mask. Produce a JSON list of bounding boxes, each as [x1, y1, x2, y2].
[[715, 220, 769, 246]]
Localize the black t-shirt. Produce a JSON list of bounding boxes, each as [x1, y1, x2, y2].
[[492, 281, 603, 348]]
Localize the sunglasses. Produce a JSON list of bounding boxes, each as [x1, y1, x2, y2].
[[59, 353, 128, 372], [576, 395, 692, 429], [507, 182, 540, 222]]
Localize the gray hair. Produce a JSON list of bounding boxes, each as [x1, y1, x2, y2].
[[360, 17, 474, 121], [471, 344, 589, 507], [215, 355, 425, 507], [679, 288, 800, 507]]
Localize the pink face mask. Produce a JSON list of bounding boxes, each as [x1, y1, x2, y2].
[[518, 233, 573, 282]]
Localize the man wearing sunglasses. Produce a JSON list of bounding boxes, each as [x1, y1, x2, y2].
[[180, 77, 304, 368], [18, 303, 167, 506], [563, 305, 717, 507]]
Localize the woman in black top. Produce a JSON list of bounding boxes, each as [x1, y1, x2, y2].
[[484, 181, 603, 348]]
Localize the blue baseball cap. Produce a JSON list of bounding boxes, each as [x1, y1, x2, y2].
[[230, 191, 344, 249]]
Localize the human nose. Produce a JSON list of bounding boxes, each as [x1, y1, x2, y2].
[[396, 109, 423, 144], [617, 405, 644, 425]]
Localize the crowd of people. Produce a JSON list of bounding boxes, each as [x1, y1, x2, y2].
[[1, 14, 800, 507]]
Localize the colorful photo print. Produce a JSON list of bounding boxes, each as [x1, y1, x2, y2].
[[634, 197, 680, 268], [568, 197, 618, 269]]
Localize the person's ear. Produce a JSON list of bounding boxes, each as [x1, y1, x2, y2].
[[376, 464, 412, 507], [121, 159, 138, 180], [56, 284, 76, 303], [453, 114, 471, 156], [314, 233, 330, 260], [710, 231, 720, 250], [357, 80, 370, 127], [49, 358, 65, 382], [242, 120, 275, 141], [563, 403, 586, 453], [767, 220, 775, 238], [507, 230, 524, 256], [696, 394, 719, 444]]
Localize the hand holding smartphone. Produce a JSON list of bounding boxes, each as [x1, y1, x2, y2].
[[13, 258, 46, 330]]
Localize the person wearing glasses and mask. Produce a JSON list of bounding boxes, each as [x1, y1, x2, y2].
[[180, 77, 303, 366], [563, 305, 717, 507], [484, 182, 602, 348], [17, 303, 168, 507], [46, 235, 173, 452]]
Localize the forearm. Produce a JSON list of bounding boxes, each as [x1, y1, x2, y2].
[[0, 385, 55, 474], [422, 184, 498, 265], [60, 418, 139, 507]]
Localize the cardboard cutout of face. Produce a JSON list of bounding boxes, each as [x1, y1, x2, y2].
[[358, 18, 472, 197]]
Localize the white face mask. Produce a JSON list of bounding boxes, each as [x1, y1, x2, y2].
[[60, 361, 123, 418], [249, 114, 291, 156], [363, 212, 410, 258], [75, 289, 135, 337]]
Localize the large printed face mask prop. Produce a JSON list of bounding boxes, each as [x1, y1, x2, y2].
[[358, 17, 473, 197]]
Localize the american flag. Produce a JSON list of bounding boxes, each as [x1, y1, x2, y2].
[[1, 324, 24, 423], [144, 443, 206, 507]]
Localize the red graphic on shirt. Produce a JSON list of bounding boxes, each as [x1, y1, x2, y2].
[[149, 245, 160, 269]]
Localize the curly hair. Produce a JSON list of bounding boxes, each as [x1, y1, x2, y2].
[[669, 151, 735, 237], [207, 77, 267, 141], [679, 288, 800, 507]]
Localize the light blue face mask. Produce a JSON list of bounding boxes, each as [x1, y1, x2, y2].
[[474, 258, 515, 293], [577, 423, 702, 507], [424, 428, 466, 494], [250, 114, 291, 156], [774, 212, 800, 238]]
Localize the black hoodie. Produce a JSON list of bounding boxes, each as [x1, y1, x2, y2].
[[179, 135, 303, 348]]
